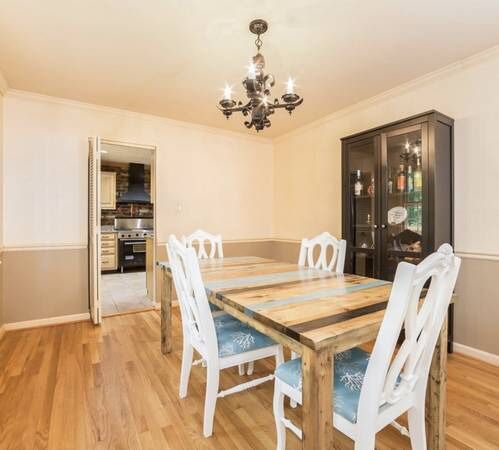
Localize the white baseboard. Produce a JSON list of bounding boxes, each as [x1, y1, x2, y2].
[[4, 312, 91, 331], [0, 324, 5, 341], [453, 342, 499, 366]]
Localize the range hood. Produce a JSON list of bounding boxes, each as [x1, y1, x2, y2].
[[116, 163, 151, 204]]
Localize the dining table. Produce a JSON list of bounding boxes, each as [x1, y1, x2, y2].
[[158, 256, 448, 450]]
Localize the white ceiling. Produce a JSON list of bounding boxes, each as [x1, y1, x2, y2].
[[1, 0, 499, 138]]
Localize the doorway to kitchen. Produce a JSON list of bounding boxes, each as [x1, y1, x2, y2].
[[88, 138, 157, 324]]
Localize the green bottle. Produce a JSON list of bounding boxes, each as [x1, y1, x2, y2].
[[414, 157, 422, 201]]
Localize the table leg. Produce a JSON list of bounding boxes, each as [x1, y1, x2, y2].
[[426, 317, 448, 450], [301, 347, 333, 449], [161, 268, 173, 354]]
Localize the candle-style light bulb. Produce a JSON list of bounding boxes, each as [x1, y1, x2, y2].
[[223, 84, 232, 101], [248, 63, 257, 80], [285, 77, 295, 95]]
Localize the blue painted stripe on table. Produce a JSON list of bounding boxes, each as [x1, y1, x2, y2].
[[246, 279, 390, 314], [204, 269, 328, 291]]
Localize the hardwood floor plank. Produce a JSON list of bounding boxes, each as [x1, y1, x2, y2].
[[0, 309, 497, 449]]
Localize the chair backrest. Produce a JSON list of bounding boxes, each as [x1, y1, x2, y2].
[[167, 234, 217, 355], [357, 244, 461, 425], [182, 229, 223, 259], [298, 232, 346, 273]]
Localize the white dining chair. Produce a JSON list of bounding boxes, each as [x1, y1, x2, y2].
[[167, 234, 284, 438], [273, 244, 460, 450], [182, 229, 224, 259], [181, 229, 252, 375], [298, 231, 347, 273]]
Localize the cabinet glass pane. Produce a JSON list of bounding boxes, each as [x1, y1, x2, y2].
[[347, 138, 376, 250], [384, 128, 424, 273], [352, 251, 375, 278]]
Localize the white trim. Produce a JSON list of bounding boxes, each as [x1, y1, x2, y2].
[[0, 325, 6, 341], [274, 44, 499, 143], [453, 343, 499, 366], [4, 313, 91, 331], [455, 251, 499, 262], [6, 89, 272, 145], [0, 69, 8, 95], [3, 244, 87, 252]]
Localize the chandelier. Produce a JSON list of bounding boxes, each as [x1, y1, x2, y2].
[[218, 19, 303, 132]]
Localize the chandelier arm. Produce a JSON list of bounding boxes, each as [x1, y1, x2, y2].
[[273, 97, 304, 109], [217, 101, 252, 114]]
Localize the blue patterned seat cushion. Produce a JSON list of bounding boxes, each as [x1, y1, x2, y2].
[[275, 347, 371, 423], [213, 314, 277, 358]]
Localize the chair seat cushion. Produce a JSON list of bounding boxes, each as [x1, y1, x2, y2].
[[275, 347, 371, 423], [214, 314, 277, 358]]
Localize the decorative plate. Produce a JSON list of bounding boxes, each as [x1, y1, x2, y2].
[[387, 206, 408, 225]]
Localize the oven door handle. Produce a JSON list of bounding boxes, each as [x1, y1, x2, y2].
[[123, 241, 146, 245]]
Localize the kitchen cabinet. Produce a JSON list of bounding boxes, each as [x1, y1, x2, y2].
[[101, 171, 116, 210], [101, 232, 117, 271]]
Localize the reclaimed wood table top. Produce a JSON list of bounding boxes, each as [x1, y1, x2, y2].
[[159, 256, 393, 351]]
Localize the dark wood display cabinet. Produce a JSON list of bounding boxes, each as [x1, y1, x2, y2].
[[341, 110, 454, 351]]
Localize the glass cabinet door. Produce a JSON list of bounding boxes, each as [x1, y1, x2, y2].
[[380, 124, 427, 280], [344, 136, 379, 278]]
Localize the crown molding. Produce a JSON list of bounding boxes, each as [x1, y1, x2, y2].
[[274, 44, 499, 143], [5, 89, 273, 145], [0, 69, 8, 95]]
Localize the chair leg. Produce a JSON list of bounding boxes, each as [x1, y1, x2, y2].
[[247, 361, 254, 375], [276, 345, 284, 367], [354, 433, 376, 449], [408, 400, 427, 450], [179, 339, 193, 398], [273, 382, 286, 450], [203, 361, 220, 437], [238, 364, 245, 376], [290, 351, 298, 408]]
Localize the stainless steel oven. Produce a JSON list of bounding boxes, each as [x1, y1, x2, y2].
[[118, 237, 146, 271]]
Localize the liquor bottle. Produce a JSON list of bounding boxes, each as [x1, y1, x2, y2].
[[354, 170, 363, 196], [407, 164, 414, 199], [367, 176, 375, 196], [396, 164, 406, 192], [387, 168, 393, 194], [414, 157, 423, 201]]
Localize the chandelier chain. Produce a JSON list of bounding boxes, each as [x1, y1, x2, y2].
[[255, 34, 262, 52]]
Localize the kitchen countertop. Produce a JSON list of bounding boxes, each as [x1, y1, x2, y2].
[[101, 226, 117, 233]]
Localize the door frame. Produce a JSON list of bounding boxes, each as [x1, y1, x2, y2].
[[89, 137, 159, 322]]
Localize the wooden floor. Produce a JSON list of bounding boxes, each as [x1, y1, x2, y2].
[[0, 310, 498, 449]]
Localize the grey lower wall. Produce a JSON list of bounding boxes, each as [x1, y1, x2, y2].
[[454, 256, 499, 355], [0, 251, 3, 327], [2, 242, 497, 357], [2, 248, 88, 323]]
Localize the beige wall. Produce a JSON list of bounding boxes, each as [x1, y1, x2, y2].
[[3, 91, 274, 248], [273, 47, 499, 355]]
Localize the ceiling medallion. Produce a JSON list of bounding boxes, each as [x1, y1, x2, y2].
[[218, 19, 303, 132]]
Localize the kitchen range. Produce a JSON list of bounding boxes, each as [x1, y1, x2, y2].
[[115, 218, 153, 272]]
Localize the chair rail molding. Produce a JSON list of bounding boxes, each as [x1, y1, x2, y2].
[[0, 69, 8, 94]]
